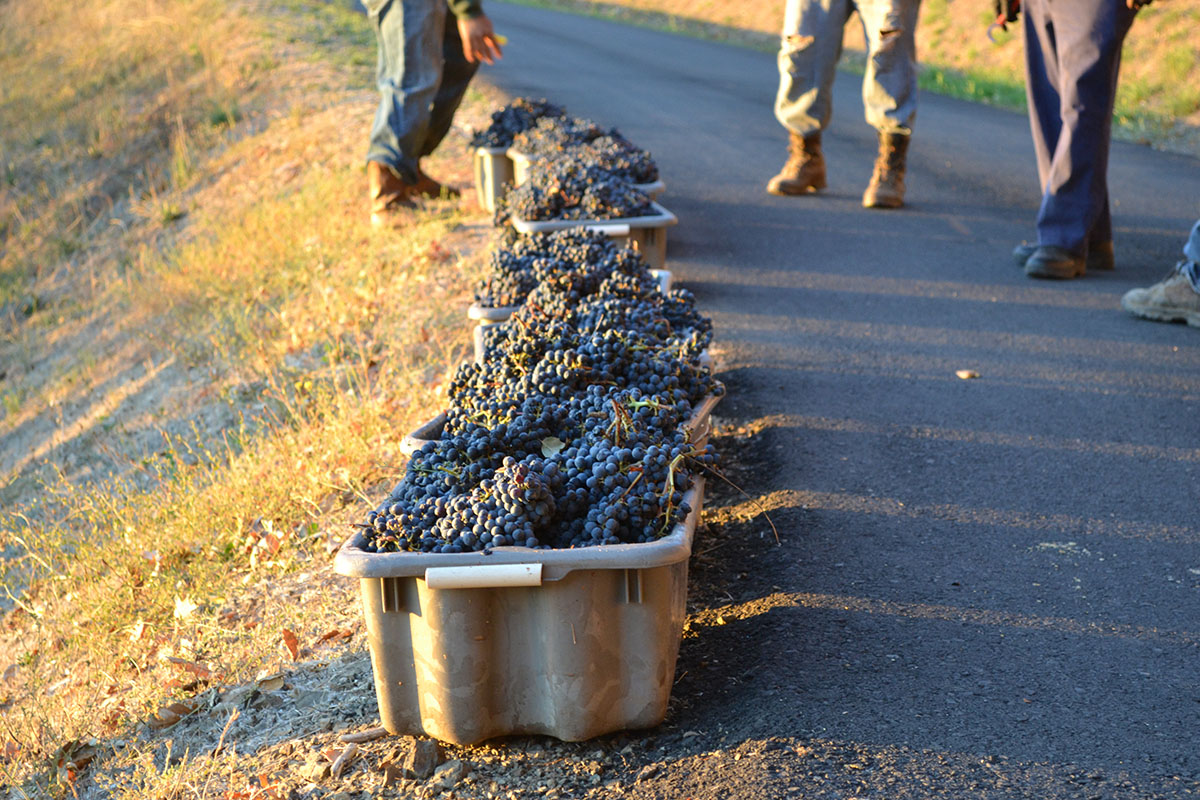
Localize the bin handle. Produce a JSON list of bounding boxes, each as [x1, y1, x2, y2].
[[425, 563, 543, 589], [585, 223, 631, 237]]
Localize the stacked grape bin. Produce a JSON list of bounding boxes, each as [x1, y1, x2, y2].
[[335, 100, 719, 745]]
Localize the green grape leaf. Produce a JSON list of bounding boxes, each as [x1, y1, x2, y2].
[[540, 436, 565, 457]]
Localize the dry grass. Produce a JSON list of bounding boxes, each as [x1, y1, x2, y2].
[[0, 0, 501, 796], [511, 0, 1200, 156]]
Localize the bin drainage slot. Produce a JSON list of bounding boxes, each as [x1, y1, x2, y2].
[[380, 577, 405, 614], [623, 569, 643, 604]]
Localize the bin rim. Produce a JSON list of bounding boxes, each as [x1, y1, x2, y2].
[[475, 145, 510, 156], [509, 201, 677, 235], [467, 303, 520, 321], [333, 482, 702, 580]]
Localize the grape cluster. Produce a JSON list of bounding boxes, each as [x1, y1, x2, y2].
[[473, 228, 631, 308], [470, 97, 567, 148], [513, 116, 659, 184], [498, 162, 655, 224], [363, 386, 718, 553]]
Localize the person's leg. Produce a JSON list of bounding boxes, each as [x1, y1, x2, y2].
[[1183, 218, 1200, 277], [857, 0, 920, 208], [768, 0, 850, 195], [1021, 0, 1061, 195], [366, 0, 445, 184], [420, 16, 479, 158], [773, 0, 852, 137], [1032, 0, 1136, 258], [857, 0, 920, 136]]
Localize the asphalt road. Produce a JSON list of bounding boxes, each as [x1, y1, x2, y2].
[[478, 4, 1200, 797]]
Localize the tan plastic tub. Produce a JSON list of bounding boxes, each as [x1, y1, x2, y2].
[[473, 147, 514, 213], [333, 480, 704, 745], [508, 202, 677, 270]]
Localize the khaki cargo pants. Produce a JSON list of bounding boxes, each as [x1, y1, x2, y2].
[[774, 0, 921, 136]]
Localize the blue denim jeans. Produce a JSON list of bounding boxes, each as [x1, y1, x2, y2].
[[774, 0, 921, 136], [1182, 219, 1200, 293], [365, 0, 478, 184]]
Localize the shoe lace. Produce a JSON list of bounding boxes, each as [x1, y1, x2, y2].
[[1165, 259, 1189, 281], [787, 138, 813, 166]]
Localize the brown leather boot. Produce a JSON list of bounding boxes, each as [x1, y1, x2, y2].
[[862, 132, 909, 209], [368, 161, 416, 225], [766, 132, 827, 196]]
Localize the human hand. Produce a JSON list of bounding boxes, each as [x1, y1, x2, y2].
[[458, 15, 503, 65]]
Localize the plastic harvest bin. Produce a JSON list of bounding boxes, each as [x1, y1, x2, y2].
[[507, 148, 666, 200], [508, 202, 678, 270], [399, 389, 722, 458], [333, 480, 704, 745], [474, 147, 514, 213]]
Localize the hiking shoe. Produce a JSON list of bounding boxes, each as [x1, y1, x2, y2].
[[1013, 241, 1114, 271], [1121, 264, 1200, 327], [862, 132, 909, 209], [1024, 245, 1086, 279], [368, 161, 416, 226], [767, 132, 826, 196]]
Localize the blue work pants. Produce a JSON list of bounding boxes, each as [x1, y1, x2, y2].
[[1022, 0, 1137, 256], [365, 0, 478, 183], [1183, 219, 1200, 292]]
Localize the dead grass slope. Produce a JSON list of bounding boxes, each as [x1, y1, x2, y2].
[[0, 0, 502, 795]]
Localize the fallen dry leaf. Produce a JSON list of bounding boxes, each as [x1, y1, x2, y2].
[[147, 700, 196, 730], [163, 656, 220, 682], [315, 628, 353, 646], [54, 739, 100, 783], [281, 629, 300, 661], [173, 597, 199, 620], [256, 673, 286, 692], [381, 761, 404, 788], [339, 726, 387, 744], [127, 620, 150, 642], [330, 742, 358, 778]]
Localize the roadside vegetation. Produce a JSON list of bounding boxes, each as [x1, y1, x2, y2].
[[511, 0, 1200, 156], [0, 0, 496, 795]]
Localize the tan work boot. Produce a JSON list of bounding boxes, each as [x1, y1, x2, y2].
[[368, 161, 416, 226], [767, 132, 827, 196], [862, 131, 910, 209]]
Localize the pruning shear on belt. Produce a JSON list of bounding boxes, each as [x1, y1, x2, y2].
[[987, 0, 1020, 43]]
